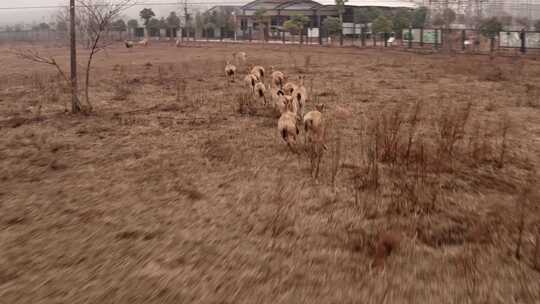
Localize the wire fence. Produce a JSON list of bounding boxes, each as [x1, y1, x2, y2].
[[2, 26, 540, 56]]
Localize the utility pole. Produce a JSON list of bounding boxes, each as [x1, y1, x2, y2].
[[69, 0, 81, 113], [184, 0, 191, 40]]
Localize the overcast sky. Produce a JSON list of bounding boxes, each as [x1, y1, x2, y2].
[[0, 0, 247, 26]]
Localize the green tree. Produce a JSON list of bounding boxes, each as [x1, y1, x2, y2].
[[283, 14, 309, 38], [352, 8, 370, 36], [165, 11, 181, 39], [442, 8, 456, 27], [158, 17, 168, 29], [204, 8, 235, 33], [411, 7, 428, 28], [253, 8, 269, 40], [147, 17, 160, 36], [515, 17, 530, 30], [39, 22, 51, 30], [366, 7, 383, 22], [127, 19, 139, 29], [335, 0, 348, 24], [323, 16, 342, 36], [112, 19, 127, 32], [283, 20, 301, 35], [392, 8, 411, 37], [433, 8, 456, 28], [147, 18, 160, 29], [479, 17, 503, 53], [166, 11, 181, 29], [498, 13, 513, 28], [535, 19, 540, 31], [372, 15, 393, 34], [479, 17, 503, 39], [353, 8, 370, 25], [195, 12, 211, 37], [254, 8, 268, 29], [56, 20, 68, 32], [139, 8, 155, 27]]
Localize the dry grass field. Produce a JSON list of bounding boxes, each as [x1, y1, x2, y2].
[[1, 42, 540, 303]]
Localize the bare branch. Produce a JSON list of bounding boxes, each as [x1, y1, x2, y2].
[[74, 0, 135, 110], [10, 48, 81, 108]]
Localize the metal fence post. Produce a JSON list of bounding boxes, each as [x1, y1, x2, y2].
[[373, 33, 376, 47], [361, 26, 365, 47], [520, 29, 526, 54], [462, 29, 466, 51], [420, 27, 424, 47], [408, 27, 412, 49], [434, 29, 439, 49], [340, 31, 343, 46], [220, 27, 223, 41], [384, 32, 388, 47], [248, 27, 252, 42], [282, 31, 285, 44]]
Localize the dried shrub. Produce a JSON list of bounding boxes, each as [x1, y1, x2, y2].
[[372, 231, 401, 268], [307, 141, 325, 179], [497, 114, 511, 168], [330, 128, 342, 187], [373, 106, 404, 163], [176, 78, 187, 103], [524, 83, 540, 108], [435, 101, 472, 164], [235, 91, 256, 115], [112, 65, 130, 101], [303, 55, 312, 71], [482, 66, 506, 82]]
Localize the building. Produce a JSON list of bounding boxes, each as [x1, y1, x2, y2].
[[236, 0, 417, 36]]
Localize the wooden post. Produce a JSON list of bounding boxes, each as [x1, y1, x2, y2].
[[69, 0, 80, 113]]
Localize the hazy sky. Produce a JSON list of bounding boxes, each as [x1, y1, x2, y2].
[[0, 0, 246, 26]]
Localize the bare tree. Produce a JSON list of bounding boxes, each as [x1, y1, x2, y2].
[[76, 0, 134, 110]]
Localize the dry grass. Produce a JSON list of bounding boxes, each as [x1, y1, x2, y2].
[[1, 43, 540, 303]]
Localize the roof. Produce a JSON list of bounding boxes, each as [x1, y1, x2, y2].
[[241, 0, 417, 10], [318, 0, 417, 8], [207, 5, 242, 12]]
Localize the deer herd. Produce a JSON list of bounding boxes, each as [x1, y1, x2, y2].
[[122, 40, 328, 171], [226, 51, 327, 160]]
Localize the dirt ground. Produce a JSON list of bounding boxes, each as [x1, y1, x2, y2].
[[1, 42, 540, 303]]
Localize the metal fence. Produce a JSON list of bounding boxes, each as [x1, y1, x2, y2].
[[0, 29, 136, 44], [209, 25, 540, 55], [3, 26, 540, 56], [401, 28, 540, 54]]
